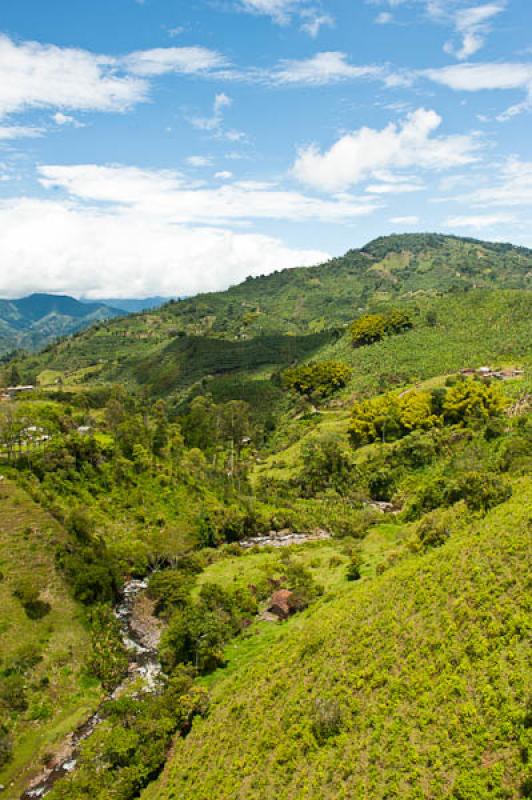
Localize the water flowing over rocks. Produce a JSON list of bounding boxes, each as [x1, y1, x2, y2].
[[21, 577, 161, 799]]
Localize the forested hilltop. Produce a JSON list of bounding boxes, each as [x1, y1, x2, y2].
[[0, 233, 530, 799]]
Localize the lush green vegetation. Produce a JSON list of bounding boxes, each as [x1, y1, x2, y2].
[[282, 360, 351, 399], [350, 308, 412, 347], [0, 481, 101, 796], [0, 233, 530, 800], [153, 481, 531, 800]]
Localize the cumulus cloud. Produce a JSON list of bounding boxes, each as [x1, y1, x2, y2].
[[292, 108, 479, 192], [52, 112, 85, 127], [0, 34, 147, 118], [37, 163, 379, 223], [0, 197, 330, 299]]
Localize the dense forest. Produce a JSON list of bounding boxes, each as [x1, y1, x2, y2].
[[0, 235, 530, 799]]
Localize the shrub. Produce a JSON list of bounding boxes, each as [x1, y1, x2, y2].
[[417, 511, 451, 549], [346, 547, 363, 581], [0, 723, 12, 767], [442, 380, 508, 426], [445, 471, 512, 512], [12, 576, 51, 620], [0, 674, 27, 712], [312, 697, 344, 744], [282, 361, 351, 400], [350, 309, 412, 347]]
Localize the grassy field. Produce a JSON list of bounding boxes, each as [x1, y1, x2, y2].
[[148, 479, 531, 800], [0, 480, 101, 798]]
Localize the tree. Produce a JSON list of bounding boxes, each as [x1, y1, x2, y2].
[[181, 396, 217, 452], [300, 432, 355, 496], [442, 380, 507, 426], [282, 361, 351, 399], [8, 364, 21, 386]]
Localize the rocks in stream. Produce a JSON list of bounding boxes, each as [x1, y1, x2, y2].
[[239, 528, 331, 549]]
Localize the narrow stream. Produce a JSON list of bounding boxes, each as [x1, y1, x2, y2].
[[21, 578, 161, 799]]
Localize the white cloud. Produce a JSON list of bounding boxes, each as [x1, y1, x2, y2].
[[462, 158, 532, 207], [237, 0, 335, 36], [445, 212, 514, 228], [0, 34, 147, 118], [37, 163, 380, 223], [188, 93, 245, 141], [366, 181, 423, 193], [300, 12, 335, 38], [238, 0, 298, 25], [186, 155, 213, 167], [52, 112, 85, 127], [425, 62, 532, 91], [190, 92, 232, 131], [443, 3, 505, 60], [0, 125, 43, 140], [215, 171, 233, 179], [270, 52, 382, 85], [292, 108, 479, 192], [390, 215, 420, 224], [375, 12, 393, 24], [425, 62, 532, 119], [0, 197, 330, 299], [124, 46, 227, 76]]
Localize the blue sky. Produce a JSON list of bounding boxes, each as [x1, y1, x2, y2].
[[0, 0, 530, 298]]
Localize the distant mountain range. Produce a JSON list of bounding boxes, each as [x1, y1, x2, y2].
[[0, 294, 177, 356], [82, 297, 174, 314], [0, 293, 124, 356]]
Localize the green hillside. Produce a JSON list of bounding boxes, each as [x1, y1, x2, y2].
[[160, 233, 532, 339], [7, 234, 531, 396], [0, 480, 101, 796], [151, 481, 531, 800], [0, 233, 530, 800]]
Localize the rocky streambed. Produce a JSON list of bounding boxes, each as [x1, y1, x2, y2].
[[21, 578, 162, 799], [239, 528, 331, 549]]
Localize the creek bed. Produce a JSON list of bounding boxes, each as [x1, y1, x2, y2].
[[21, 578, 162, 799]]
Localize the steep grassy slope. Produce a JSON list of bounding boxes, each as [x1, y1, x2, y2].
[[151, 482, 531, 800], [0, 479, 100, 797]]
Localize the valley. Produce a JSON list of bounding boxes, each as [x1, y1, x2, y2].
[[0, 235, 530, 800]]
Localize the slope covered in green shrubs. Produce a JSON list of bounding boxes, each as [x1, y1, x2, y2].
[[153, 481, 531, 800]]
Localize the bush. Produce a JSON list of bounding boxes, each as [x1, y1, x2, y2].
[[312, 697, 344, 744], [0, 723, 12, 767], [445, 471, 512, 512], [282, 361, 351, 400], [148, 570, 195, 616], [12, 576, 51, 620], [417, 512, 451, 549], [346, 549, 363, 581], [350, 309, 412, 347], [0, 674, 27, 712]]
